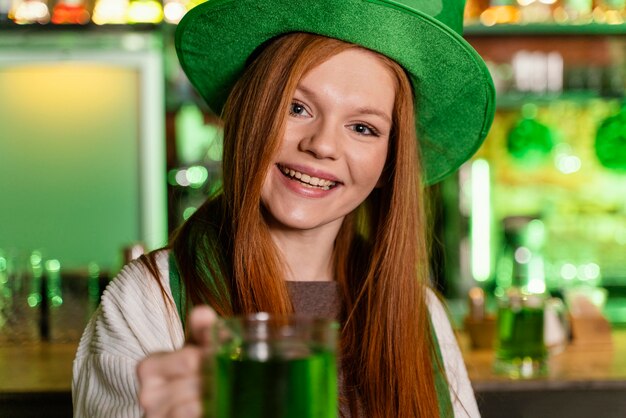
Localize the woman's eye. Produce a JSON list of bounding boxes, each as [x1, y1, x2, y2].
[[289, 102, 310, 117], [351, 123, 379, 137]]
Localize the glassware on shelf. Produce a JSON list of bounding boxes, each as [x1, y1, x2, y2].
[[126, 0, 163, 23], [465, 0, 490, 24], [10, 0, 50, 24], [558, 0, 593, 22], [0, 250, 42, 345], [519, 0, 559, 23], [493, 216, 548, 379], [91, 0, 128, 24], [480, 0, 521, 25], [594, 0, 626, 24], [51, 0, 90, 24]]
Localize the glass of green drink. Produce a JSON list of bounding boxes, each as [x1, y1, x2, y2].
[[204, 312, 338, 418], [493, 289, 548, 379]]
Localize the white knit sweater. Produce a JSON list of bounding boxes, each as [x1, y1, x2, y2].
[[72, 251, 480, 417]]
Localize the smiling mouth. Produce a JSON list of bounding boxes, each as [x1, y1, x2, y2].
[[277, 164, 338, 191]]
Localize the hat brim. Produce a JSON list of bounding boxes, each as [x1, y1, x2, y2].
[[176, 0, 496, 185]]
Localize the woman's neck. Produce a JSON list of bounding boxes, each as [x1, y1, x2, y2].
[[268, 223, 340, 282]]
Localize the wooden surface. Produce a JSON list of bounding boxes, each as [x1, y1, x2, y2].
[[460, 330, 626, 392], [0, 343, 77, 393], [1, 332, 626, 394]]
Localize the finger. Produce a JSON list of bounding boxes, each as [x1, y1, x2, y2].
[[188, 305, 217, 346], [140, 373, 202, 418], [167, 398, 203, 418], [137, 346, 203, 387]]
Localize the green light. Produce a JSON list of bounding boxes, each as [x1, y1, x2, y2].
[[27, 293, 41, 307], [51, 295, 63, 307], [0, 256, 6, 285], [30, 251, 42, 267], [88, 262, 100, 278], [521, 103, 538, 119], [561, 263, 577, 280], [583, 263, 601, 280], [183, 206, 197, 220], [167, 169, 179, 186], [528, 279, 546, 294], [527, 255, 546, 294], [45, 259, 61, 273], [526, 219, 545, 249], [470, 159, 492, 282], [556, 155, 581, 174], [186, 165, 209, 189]]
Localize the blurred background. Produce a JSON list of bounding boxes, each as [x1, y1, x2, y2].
[[1, 0, 626, 416]]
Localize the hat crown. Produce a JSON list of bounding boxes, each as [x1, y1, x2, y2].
[[373, 0, 466, 34]]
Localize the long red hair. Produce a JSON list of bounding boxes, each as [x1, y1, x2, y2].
[[162, 33, 440, 417]]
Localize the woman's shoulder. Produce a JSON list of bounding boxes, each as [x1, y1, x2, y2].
[[424, 287, 453, 334], [110, 248, 169, 285], [78, 249, 184, 359], [101, 249, 170, 307]]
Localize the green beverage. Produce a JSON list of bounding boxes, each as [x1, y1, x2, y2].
[[494, 304, 547, 378], [215, 348, 336, 418], [204, 314, 338, 418]]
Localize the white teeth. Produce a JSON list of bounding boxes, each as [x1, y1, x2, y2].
[[279, 165, 336, 189]]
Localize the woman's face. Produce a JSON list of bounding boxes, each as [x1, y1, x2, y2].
[[261, 48, 395, 235]]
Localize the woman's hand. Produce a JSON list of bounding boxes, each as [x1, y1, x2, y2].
[[137, 306, 217, 418]]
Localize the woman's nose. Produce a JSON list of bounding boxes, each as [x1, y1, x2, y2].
[[298, 120, 340, 160]]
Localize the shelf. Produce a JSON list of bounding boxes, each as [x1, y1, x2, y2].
[[0, 22, 162, 32], [465, 22, 626, 36], [494, 91, 624, 109]]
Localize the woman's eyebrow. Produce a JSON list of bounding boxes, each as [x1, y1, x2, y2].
[[354, 107, 392, 125], [296, 85, 392, 125]]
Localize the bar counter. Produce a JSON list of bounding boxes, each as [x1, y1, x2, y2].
[[462, 330, 626, 417], [1, 333, 626, 417]]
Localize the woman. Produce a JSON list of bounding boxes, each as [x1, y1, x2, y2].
[[73, 1, 495, 417]]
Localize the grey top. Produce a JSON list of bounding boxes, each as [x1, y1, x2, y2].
[[286, 280, 342, 319]]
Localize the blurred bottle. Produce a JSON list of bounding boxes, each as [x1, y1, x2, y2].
[[465, 0, 490, 24], [126, 0, 163, 23], [10, 0, 49, 23], [51, 0, 90, 24], [481, 0, 521, 25], [494, 216, 548, 378], [557, 0, 593, 22], [595, 0, 626, 23], [519, 0, 559, 23], [92, 0, 128, 24]]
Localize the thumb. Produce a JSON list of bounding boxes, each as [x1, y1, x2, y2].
[[187, 305, 217, 347]]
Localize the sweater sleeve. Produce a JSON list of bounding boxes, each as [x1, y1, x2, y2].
[[72, 251, 185, 418], [426, 290, 481, 418]]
